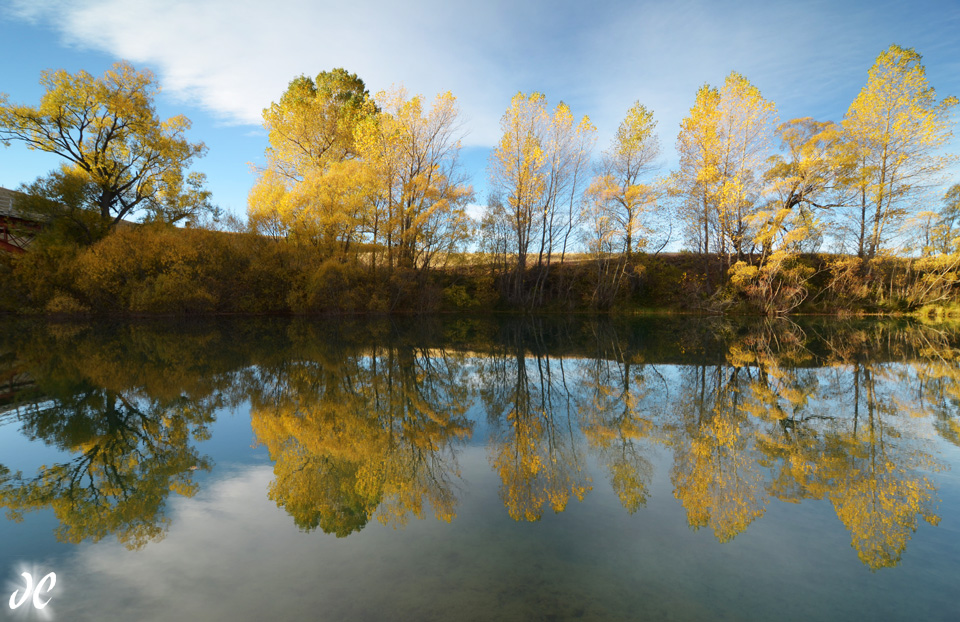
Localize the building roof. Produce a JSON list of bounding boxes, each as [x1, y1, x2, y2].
[[0, 186, 48, 223]]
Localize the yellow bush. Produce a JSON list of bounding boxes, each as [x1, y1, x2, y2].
[[72, 224, 248, 313], [8, 241, 81, 311], [292, 258, 369, 313], [44, 292, 90, 315], [726, 252, 813, 315]]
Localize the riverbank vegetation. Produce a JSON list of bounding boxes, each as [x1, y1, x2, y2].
[[1, 45, 957, 316], [4, 223, 960, 316]]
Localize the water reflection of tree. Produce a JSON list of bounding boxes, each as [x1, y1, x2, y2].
[[479, 321, 592, 521], [2, 316, 959, 569], [0, 324, 225, 549], [658, 319, 950, 566], [883, 326, 960, 449], [248, 339, 472, 537], [668, 361, 768, 543], [575, 322, 664, 513], [740, 321, 943, 569]]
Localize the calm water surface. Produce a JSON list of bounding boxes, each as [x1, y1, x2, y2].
[[1, 316, 959, 621]]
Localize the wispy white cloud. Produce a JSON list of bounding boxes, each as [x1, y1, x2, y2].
[[8, 0, 539, 145], [464, 202, 485, 222], [5, 0, 960, 173]]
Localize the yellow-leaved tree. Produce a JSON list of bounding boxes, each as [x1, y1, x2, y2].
[[726, 118, 843, 314], [840, 44, 957, 258], [250, 73, 473, 277], [759, 118, 843, 257], [247, 69, 375, 255], [487, 92, 595, 302], [356, 89, 473, 273], [673, 84, 722, 259], [586, 102, 662, 259], [674, 73, 777, 264], [488, 92, 548, 277], [0, 62, 214, 231]]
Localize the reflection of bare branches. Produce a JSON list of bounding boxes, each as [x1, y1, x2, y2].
[[480, 321, 593, 521]]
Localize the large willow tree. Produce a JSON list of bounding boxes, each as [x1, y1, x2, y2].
[[248, 70, 472, 271], [247, 69, 375, 253], [0, 62, 213, 231]]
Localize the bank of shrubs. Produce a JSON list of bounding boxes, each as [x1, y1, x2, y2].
[[3, 223, 960, 316], [1, 224, 492, 315]]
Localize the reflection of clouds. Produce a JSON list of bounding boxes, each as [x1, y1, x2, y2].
[[63, 466, 332, 621], [61, 460, 496, 621], [5, 318, 960, 617], [62, 451, 656, 621]]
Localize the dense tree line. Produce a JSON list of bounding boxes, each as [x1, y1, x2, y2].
[[0, 45, 957, 315]]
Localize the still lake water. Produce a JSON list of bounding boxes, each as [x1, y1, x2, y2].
[[1, 316, 959, 621]]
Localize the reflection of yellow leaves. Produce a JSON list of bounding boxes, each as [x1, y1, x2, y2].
[[492, 406, 593, 522], [829, 439, 940, 570], [672, 414, 767, 543], [749, 342, 948, 571], [251, 349, 472, 536], [0, 391, 212, 550], [711, 416, 741, 449], [725, 345, 755, 368], [577, 359, 657, 514], [609, 459, 648, 514]]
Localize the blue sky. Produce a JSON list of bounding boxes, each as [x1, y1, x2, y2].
[[1, 0, 959, 223]]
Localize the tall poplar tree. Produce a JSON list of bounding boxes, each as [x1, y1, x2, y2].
[[587, 102, 661, 258], [488, 93, 595, 301], [674, 84, 722, 256], [674, 73, 776, 263], [841, 44, 957, 258], [356, 89, 473, 272]]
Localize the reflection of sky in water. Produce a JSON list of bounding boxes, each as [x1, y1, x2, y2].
[[4, 318, 960, 620], [0, 410, 75, 474], [28, 443, 956, 622]]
